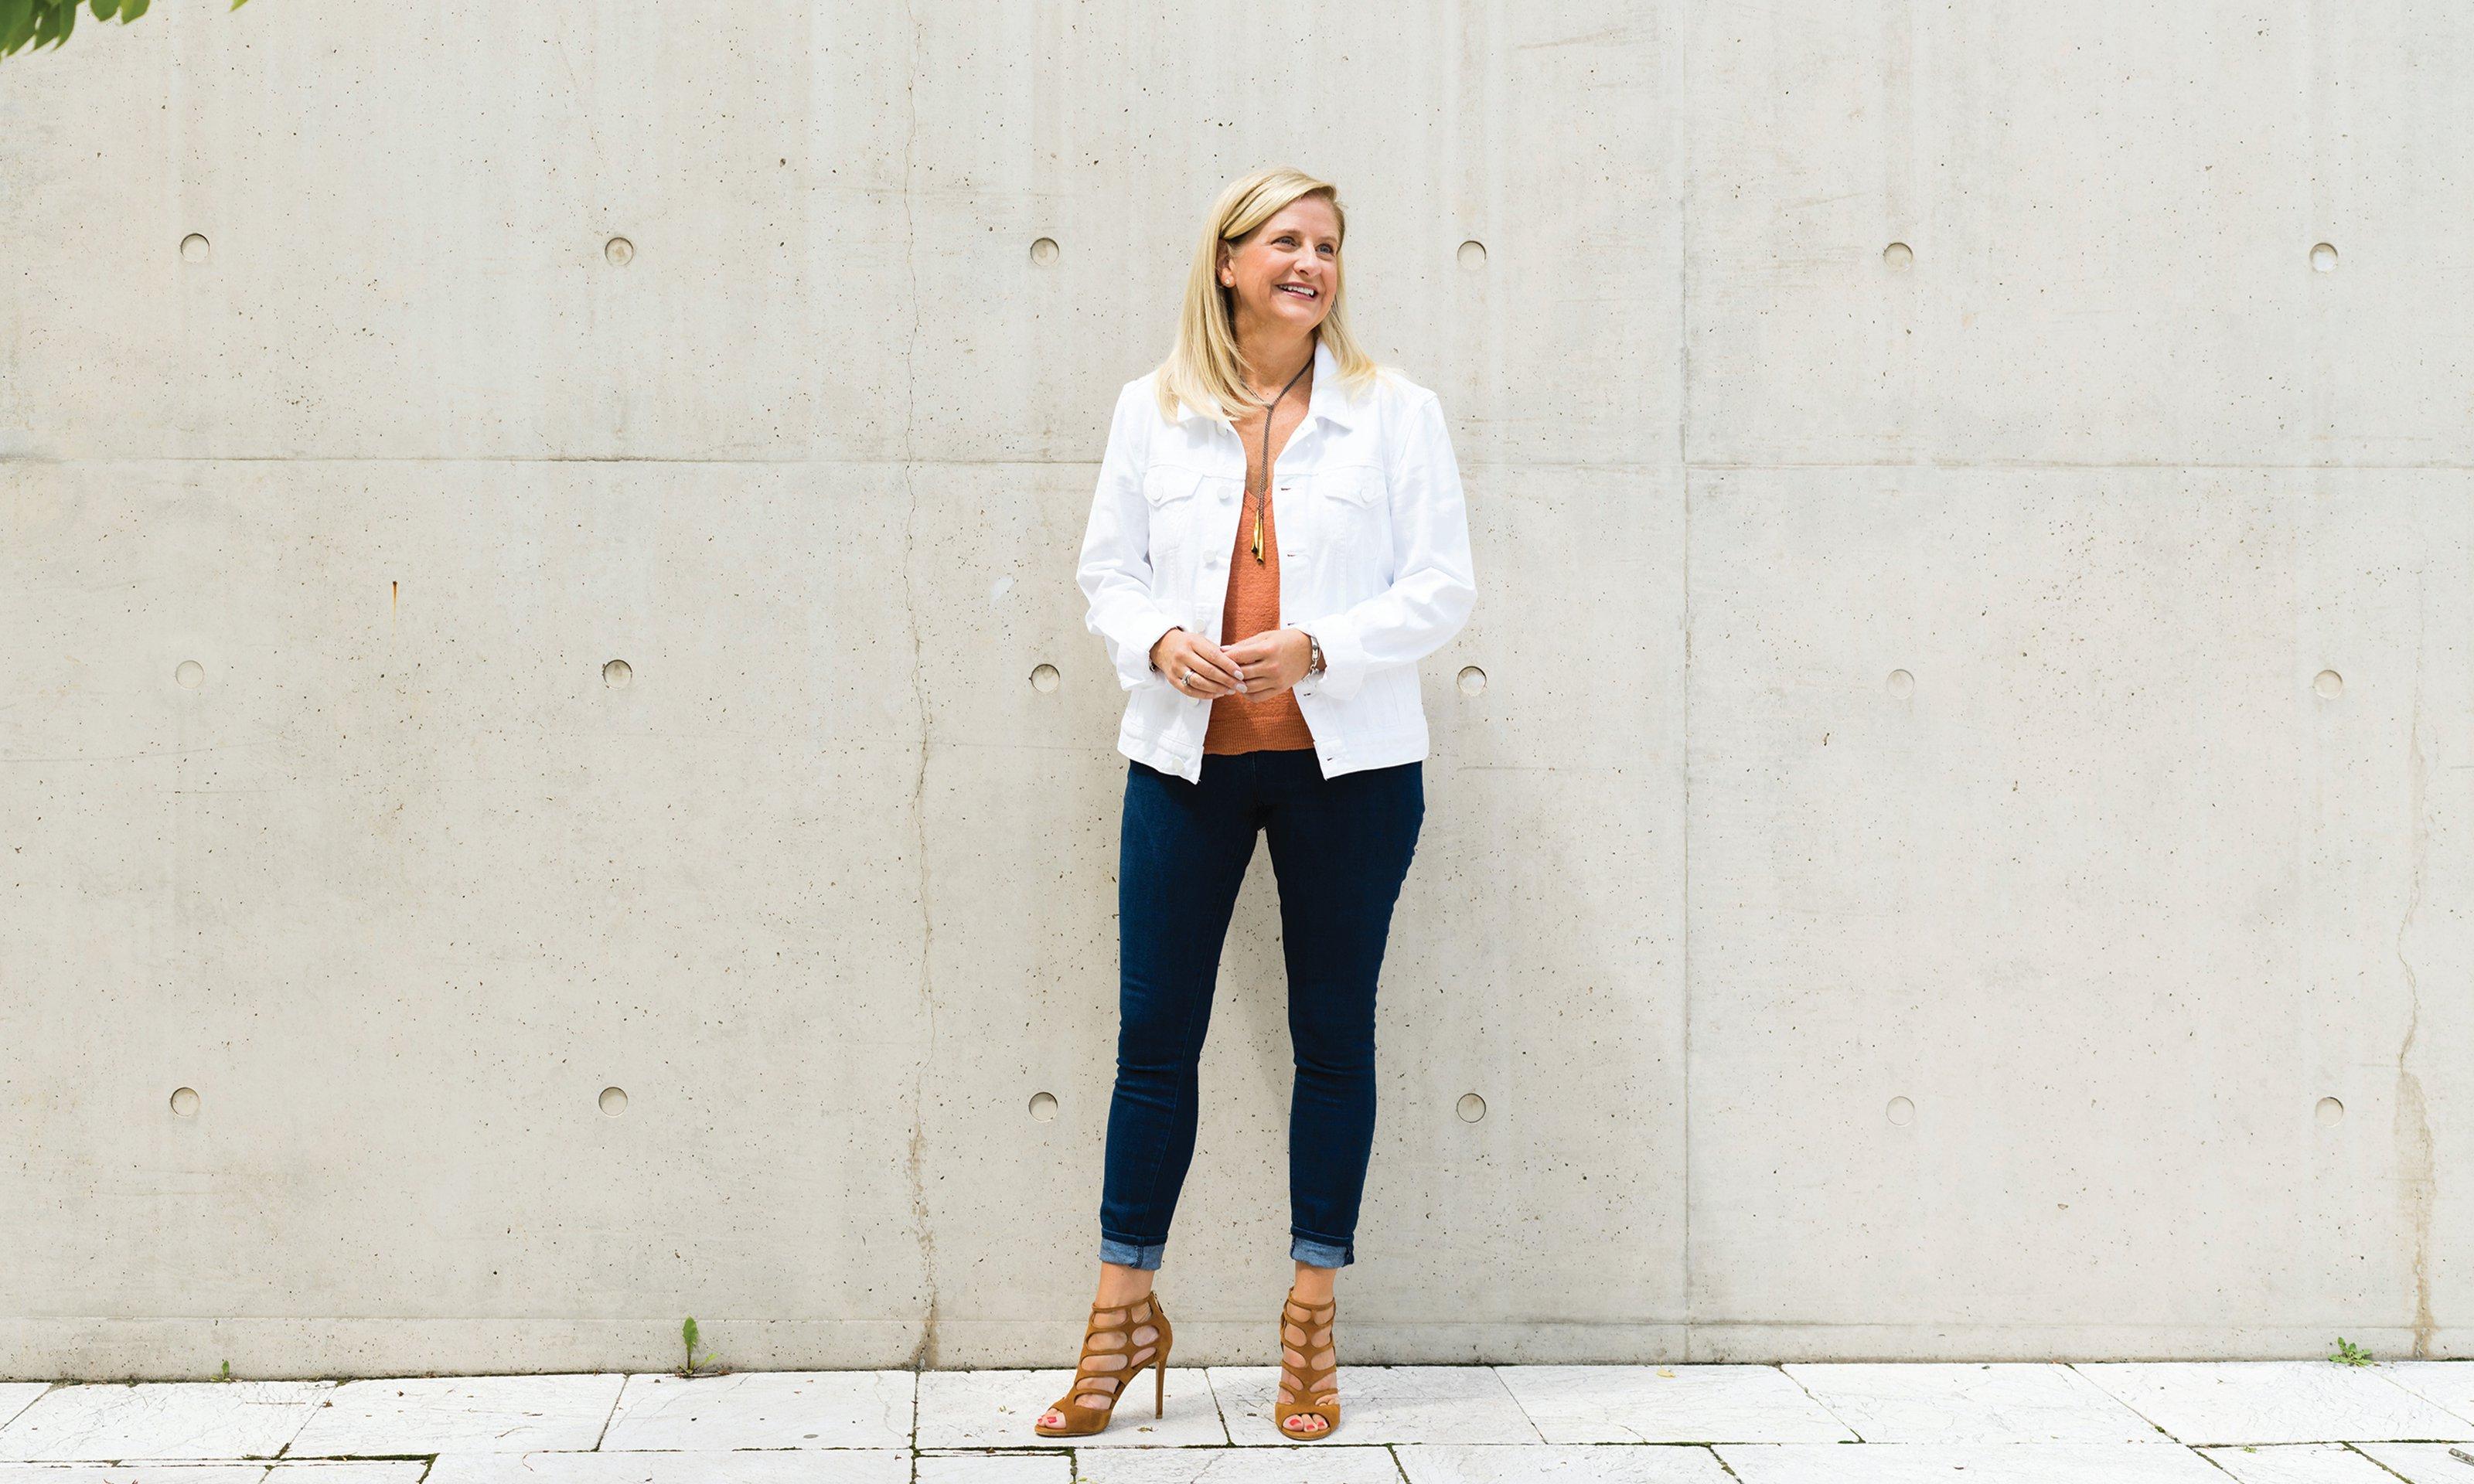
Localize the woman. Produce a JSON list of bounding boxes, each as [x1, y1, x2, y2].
[[1041, 166, 1476, 1441]]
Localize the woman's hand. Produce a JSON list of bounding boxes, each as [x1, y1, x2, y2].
[[1150, 627, 1246, 697], [1214, 627, 1314, 696], [1151, 625, 1313, 699]]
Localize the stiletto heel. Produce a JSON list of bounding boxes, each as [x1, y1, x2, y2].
[[1033, 1289, 1171, 1438]]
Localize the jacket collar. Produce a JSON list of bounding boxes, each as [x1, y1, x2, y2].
[[1176, 335, 1361, 432]]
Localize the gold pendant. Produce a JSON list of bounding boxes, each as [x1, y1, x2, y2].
[[1252, 508, 1265, 562]]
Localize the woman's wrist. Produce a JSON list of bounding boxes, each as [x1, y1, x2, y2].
[[1148, 625, 1183, 672]]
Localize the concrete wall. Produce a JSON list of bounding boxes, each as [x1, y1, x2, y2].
[[2, 1, 2468, 1379]]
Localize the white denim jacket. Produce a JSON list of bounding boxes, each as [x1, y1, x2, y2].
[[1076, 336, 1477, 785]]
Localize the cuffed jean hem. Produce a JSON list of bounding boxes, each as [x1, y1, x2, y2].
[[1290, 1232, 1355, 1268], [1099, 1235, 1167, 1271]]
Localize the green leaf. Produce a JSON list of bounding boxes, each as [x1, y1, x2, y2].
[[0, 0, 32, 54], [90, 0, 117, 22], [120, 0, 146, 18]]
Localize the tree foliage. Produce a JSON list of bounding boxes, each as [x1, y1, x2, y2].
[[2, 0, 249, 60]]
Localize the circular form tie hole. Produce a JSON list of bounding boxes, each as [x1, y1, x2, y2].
[[1456, 1092, 1486, 1123], [1886, 1095, 1915, 1126], [170, 1087, 201, 1116], [599, 1086, 629, 1115], [1028, 1091, 1059, 1122], [1031, 663, 1061, 693]]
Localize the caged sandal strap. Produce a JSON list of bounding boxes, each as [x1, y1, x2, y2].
[[1273, 1288, 1341, 1439], [1033, 1290, 1171, 1438]]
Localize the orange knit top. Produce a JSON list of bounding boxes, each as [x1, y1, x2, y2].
[[1202, 481, 1317, 754]]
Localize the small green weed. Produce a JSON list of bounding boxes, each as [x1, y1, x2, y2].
[[681, 1316, 723, 1377], [2329, 1337, 2374, 1366]]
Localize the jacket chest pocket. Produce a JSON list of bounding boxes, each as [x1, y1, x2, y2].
[[1305, 465, 1389, 564], [1143, 467, 1208, 567]]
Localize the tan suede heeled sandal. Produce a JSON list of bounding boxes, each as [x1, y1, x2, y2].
[[1274, 1288, 1341, 1438], [1033, 1290, 1171, 1438]]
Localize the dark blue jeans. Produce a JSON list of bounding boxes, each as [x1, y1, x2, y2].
[[1099, 749, 1426, 1271]]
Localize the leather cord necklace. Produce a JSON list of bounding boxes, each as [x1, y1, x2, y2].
[[1243, 350, 1314, 563]]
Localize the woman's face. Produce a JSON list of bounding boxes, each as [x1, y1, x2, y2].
[[1218, 196, 1339, 340]]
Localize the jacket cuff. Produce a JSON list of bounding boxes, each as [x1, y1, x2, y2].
[[1101, 606, 1182, 693], [1293, 617, 1371, 701]]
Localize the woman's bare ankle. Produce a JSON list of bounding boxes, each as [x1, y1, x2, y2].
[[1096, 1260, 1154, 1306], [1290, 1259, 1336, 1305]]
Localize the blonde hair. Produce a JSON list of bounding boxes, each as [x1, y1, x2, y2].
[[1153, 166, 1385, 424]]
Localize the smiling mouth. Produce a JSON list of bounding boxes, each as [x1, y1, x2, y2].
[[1276, 284, 1318, 299]]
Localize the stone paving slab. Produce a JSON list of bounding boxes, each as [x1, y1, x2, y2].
[[2352, 1443, 2474, 1483], [598, 1370, 913, 1451], [1714, 1441, 2232, 1482], [1072, 1445, 1406, 1482], [0, 1381, 334, 1462], [0, 1468, 424, 1484], [2075, 1361, 2474, 1445], [1205, 1365, 1539, 1446], [2374, 1362, 2474, 1427], [1496, 1363, 1855, 1443], [915, 1367, 1225, 1449], [0, 1471, 283, 1483], [1396, 1441, 1734, 1482], [0, 1394, 50, 1434], [915, 1454, 1075, 1484], [2198, 1443, 2418, 1484], [284, 1374, 625, 1458], [1784, 1362, 2163, 1443], [426, 1453, 908, 1482]]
